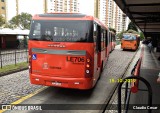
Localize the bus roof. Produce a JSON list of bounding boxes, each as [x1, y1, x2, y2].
[[32, 13, 109, 30], [33, 13, 93, 20]]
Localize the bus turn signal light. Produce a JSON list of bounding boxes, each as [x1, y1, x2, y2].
[[86, 59, 90, 62], [86, 64, 90, 68]]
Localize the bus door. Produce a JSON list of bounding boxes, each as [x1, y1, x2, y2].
[[105, 30, 109, 57], [97, 25, 101, 68], [93, 23, 101, 76]]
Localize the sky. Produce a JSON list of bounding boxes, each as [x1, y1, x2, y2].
[[6, 0, 94, 21], [79, 0, 94, 15]]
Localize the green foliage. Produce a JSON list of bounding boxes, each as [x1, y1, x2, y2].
[[0, 62, 28, 73], [127, 29, 139, 34], [116, 30, 127, 39], [140, 32, 145, 40], [109, 27, 116, 34], [9, 12, 32, 29], [127, 21, 138, 32], [0, 15, 5, 27], [3, 22, 16, 29]]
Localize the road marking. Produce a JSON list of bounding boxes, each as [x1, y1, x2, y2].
[[0, 86, 47, 113]]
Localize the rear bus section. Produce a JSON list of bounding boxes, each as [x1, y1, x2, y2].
[[121, 34, 138, 50], [28, 14, 95, 89], [29, 42, 94, 89]]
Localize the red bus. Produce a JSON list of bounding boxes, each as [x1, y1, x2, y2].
[[28, 13, 110, 89]]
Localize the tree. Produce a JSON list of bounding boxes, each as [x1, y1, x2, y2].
[[3, 22, 16, 29], [109, 27, 116, 34], [0, 15, 5, 27], [127, 29, 139, 34], [9, 12, 32, 29], [116, 30, 127, 39], [140, 32, 145, 40], [127, 21, 138, 32]]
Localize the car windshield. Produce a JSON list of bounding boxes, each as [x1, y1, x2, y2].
[[29, 20, 93, 42]]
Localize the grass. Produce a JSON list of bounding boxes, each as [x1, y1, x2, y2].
[[0, 62, 28, 73]]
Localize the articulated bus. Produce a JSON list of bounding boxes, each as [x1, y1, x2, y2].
[[121, 33, 140, 51], [28, 13, 112, 90]]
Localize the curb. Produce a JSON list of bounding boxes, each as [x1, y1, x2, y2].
[[0, 67, 29, 77]]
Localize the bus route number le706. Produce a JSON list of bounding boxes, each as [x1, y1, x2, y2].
[[66, 56, 85, 64]]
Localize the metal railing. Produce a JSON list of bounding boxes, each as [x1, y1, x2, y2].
[[0, 49, 28, 68], [118, 58, 152, 113]]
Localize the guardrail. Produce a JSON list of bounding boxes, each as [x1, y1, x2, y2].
[[0, 49, 28, 68]]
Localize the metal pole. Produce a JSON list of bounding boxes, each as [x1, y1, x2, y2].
[[15, 50, 17, 66], [26, 48, 28, 63], [124, 82, 128, 105], [0, 51, 2, 68], [118, 76, 152, 113]]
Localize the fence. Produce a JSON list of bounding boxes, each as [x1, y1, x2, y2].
[[0, 49, 28, 68]]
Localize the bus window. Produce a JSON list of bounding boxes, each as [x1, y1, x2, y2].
[[105, 30, 108, 47], [123, 34, 136, 40], [29, 20, 93, 42], [101, 29, 105, 50], [32, 22, 41, 40], [97, 25, 101, 52], [93, 23, 97, 42], [103, 30, 106, 48]]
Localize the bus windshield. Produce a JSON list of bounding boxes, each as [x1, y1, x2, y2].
[[29, 20, 93, 42], [122, 34, 136, 40]]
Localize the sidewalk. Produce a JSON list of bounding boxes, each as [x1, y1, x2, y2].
[[128, 45, 160, 113]]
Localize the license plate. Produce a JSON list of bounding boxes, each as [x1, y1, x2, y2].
[[52, 82, 62, 86]]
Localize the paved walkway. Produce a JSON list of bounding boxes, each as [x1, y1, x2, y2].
[[128, 45, 160, 113]]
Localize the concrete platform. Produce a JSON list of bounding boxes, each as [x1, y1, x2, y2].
[[128, 45, 160, 113]]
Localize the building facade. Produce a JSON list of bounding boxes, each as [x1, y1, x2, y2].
[[4, 0, 79, 21], [98, 0, 129, 33], [45, 0, 79, 13], [0, 0, 6, 20]]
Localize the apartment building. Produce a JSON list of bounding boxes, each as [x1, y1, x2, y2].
[[99, 0, 106, 24], [5, 0, 44, 21], [4, 0, 79, 21], [47, 0, 79, 13], [94, 0, 100, 18], [0, 0, 6, 20], [98, 0, 128, 33]]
